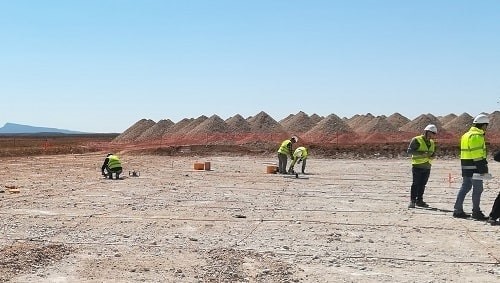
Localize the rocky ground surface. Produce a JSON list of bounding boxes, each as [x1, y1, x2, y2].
[[1, 152, 500, 282]]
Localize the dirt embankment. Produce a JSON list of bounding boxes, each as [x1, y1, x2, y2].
[[3, 134, 500, 161]]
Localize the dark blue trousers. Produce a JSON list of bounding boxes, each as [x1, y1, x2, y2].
[[410, 167, 431, 202]]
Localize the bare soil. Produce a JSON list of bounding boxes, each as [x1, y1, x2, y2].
[[1, 151, 500, 282]]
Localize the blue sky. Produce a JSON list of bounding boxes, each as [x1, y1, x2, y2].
[[1, 0, 499, 133]]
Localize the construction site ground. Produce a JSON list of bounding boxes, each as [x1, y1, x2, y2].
[[1, 152, 500, 282]]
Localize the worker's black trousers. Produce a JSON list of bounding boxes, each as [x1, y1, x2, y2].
[[489, 192, 500, 219], [410, 167, 431, 202]]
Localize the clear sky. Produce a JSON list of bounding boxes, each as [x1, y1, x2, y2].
[[1, 0, 499, 133]]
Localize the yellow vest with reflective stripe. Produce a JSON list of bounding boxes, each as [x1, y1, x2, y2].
[[278, 140, 292, 155], [460, 127, 486, 160], [411, 135, 435, 165], [108, 155, 122, 169]]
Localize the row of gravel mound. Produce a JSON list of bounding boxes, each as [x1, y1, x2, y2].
[[113, 111, 500, 144]]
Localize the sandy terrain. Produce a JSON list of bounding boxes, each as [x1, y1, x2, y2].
[[1, 152, 500, 282]]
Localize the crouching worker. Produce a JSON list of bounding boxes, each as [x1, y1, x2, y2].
[[101, 153, 123, 180], [288, 146, 308, 174]]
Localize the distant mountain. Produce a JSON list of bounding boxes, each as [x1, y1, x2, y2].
[[0, 123, 86, 134]]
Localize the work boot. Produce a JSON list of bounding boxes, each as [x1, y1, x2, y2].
[[471, 211, 488, 221], [416, 200, 429, 208], [453, 211, 470, 218], [487, 217, 499, 226], [408, 201, 416, 208]]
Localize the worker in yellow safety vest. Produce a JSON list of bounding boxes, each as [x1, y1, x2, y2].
[[288, 146, 309, 174], [453, 114, 490, 220], [101, 153, 123, 180], [277, 136, 298, 174], [407, 124, 437, 208]]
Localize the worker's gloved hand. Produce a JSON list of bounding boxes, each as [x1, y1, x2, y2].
[[297, 159, 302, 164]]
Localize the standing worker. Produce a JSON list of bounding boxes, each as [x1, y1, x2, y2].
[[277, 136, 298, 174], [487, 151, 500, 225], [453, 114, 490, 220], [288, 146, 309, 174], [101, 153, 123, 180], [407, 124, 437, 208]]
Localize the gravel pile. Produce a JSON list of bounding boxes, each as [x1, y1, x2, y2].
[[487, 111, 500, 132], [346, 113, 375, 130], [386, 112, 411, 129], [443, 113, 473, 134], [176, 115, 208, 136], [113, 119, 156, 143], [280, 111, 319, 134], [309, 113, 323, 124], [225, 114, 252, 133], [356, 116, 398, 133], [439, 113, 458, 125], [301, 114, 354, 143], [399, 114, 442, 133], [135, 119, 174, 142], [164, 118, 194, 136], [305, 114, 352, 135], [247, 111, 287, 134], [188, 115, 230, 135]]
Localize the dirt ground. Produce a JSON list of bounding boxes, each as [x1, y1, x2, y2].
[[1, 152, 500, 282]]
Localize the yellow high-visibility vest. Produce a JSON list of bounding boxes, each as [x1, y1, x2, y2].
[[108, 155, 122, 169], [411, 135, 435, 165], [278, 140, 292, 155], [460, 127, 486, 161]]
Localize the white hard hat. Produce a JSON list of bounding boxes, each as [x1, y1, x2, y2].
[[291, 136, 298, 142], [424, 124, 437, 134], [473, 114, 490, 124]]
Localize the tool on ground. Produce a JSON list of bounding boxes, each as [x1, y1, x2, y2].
[[283, 173, 309, 179], [129, 170, 140, 177]]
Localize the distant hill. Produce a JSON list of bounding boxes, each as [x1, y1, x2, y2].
[[0, 123, 86, 134]]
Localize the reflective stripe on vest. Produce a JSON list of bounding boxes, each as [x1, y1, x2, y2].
[[460, 127, 486, 160], [108, 155, 122, 169], [411, 135, 435, 165], [278, 140, 292, 155]]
